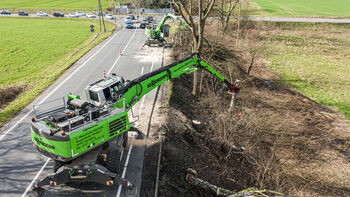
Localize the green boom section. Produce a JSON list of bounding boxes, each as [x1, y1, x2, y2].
[[113, 53, 230, 110], [32, 111, 129, 160]]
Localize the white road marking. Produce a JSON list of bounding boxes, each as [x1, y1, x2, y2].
[[107, 28, 138, 75], [116, 49, 159, 197], [20, 28, 138, 197], [116, 144, 133, 197], [21, 158, 51, 197], [0, 30, 122, 142]]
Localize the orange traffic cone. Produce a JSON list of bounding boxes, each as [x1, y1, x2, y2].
[[120, 50, 123, 56], [103, 70, 106, 77], [141, 45, 143, 50]]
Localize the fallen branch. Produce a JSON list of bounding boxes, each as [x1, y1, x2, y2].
[[186, 169, 234, 196], [186, 169, 284, 197]]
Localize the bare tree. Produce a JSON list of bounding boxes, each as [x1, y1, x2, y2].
[[214, 0, 238, 32], [172, 0, 216, 96]]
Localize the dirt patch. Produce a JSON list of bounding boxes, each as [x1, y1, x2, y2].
[[0, 85, 26, 111]]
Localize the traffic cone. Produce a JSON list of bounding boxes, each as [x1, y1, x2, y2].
[[103, 70, 106, 77], [140, 45, 143, 50], [120, 50, 123, 56]]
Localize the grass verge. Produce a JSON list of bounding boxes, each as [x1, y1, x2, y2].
[[0, 17, 115, 127]]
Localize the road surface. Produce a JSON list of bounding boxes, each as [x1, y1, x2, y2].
[[0, 17, 163, 197]]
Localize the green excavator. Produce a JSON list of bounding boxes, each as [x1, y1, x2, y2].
[[144, 13, 186, 47], [30, 53, 240, 191]]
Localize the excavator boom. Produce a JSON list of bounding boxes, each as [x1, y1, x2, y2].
[[112, 53, 233, 110]]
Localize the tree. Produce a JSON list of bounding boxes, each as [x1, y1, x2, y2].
[[214, 0, 238, 32], [172, 0, 216, 96]]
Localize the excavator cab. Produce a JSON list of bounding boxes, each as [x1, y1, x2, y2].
[[85, 73, 124, 106], [160, 24, 170, 37]]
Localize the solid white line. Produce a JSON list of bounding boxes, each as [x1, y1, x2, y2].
[[21, 158, 51, 197], [107, 28, 138, 75], [19, 30, 124, 196], [116, 144, 133, 197], [0, 30, 122, 142]]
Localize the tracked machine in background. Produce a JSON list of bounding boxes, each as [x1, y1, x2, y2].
[[30, 53, 240, 192], [144, 13, 186, 47]]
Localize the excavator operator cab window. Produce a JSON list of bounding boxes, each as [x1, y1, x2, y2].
[[103, 88, 111, 100], [89, 91, 99, 103], [162, 24, 169, 37]]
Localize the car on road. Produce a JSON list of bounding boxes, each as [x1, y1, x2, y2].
[[125, 21, 134, 29], [128, 15, 135, 20], [140, 21, 147, 29], [37, 12, 48, 17], [1, 10, 11, 15], [86, 13, 96, 18], [53, 12, 64, 17], [18, 11, 28, 16], [105, 14, 114, 20], [145, 16, 153, 22], [75, 11, 86, 17], [125, 16, 131, 21], [69, 13, 78, 18]]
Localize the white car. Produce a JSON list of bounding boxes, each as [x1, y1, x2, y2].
[[75, 11, 86, 17], [125, 16, 131, 21], [37, 12, 48, 17], [105, 14, 114, 20], [69, 13, 78, 17], [86, 13, 96, 18]]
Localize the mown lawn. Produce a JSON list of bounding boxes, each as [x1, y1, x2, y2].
[[0, 17, 115, 126], [260, 23, 350, 119], [252, 0, 350, 17]]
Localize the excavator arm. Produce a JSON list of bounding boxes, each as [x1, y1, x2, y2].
[[111, 53, 238, 110], [145, 13, 185, 40]]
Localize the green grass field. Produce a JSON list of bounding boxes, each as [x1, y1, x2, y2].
[[259, 23, 350, 118], [0, 17, 114, 126], [0, 0, 105, 10], [252, 0, 350, 17]]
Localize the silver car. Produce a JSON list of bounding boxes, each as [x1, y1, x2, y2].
[[75, 11, 86, 17], [37, 12, 48, 17], [86, 13, 96, 18]]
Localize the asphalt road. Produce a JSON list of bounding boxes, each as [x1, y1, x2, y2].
[[0, 17, 163, 197]]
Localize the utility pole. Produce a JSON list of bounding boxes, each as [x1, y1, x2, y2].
[[236, 0, 241, 48], [98, 0, 106, 32]]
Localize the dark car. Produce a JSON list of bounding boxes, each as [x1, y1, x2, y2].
[[140, 21, 147, 29], [1, 10, 11, 15], [18, 11, 28, 16], [53, 12, 64, 17], [146, 16, 153, 22]]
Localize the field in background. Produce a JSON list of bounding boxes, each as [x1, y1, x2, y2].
[[0, 17, 115, 126], [252, 0, 350, 17], [0, 0, 107, 10]]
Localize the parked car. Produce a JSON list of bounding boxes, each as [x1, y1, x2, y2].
[[18, 11, 28, 16], [105, 14, 114, 20], [125, 16, 131, 21], [53, 12, 64, 17], [75, 11, 86, 17], [1, 10, 11, 15], [96, 12, 106, 16], [125, 21, 133, 29], [140, 21, 147, 29], [86, 13, 96, 18], [69, 13, 78, 17], [37, 12, 48, 17]]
